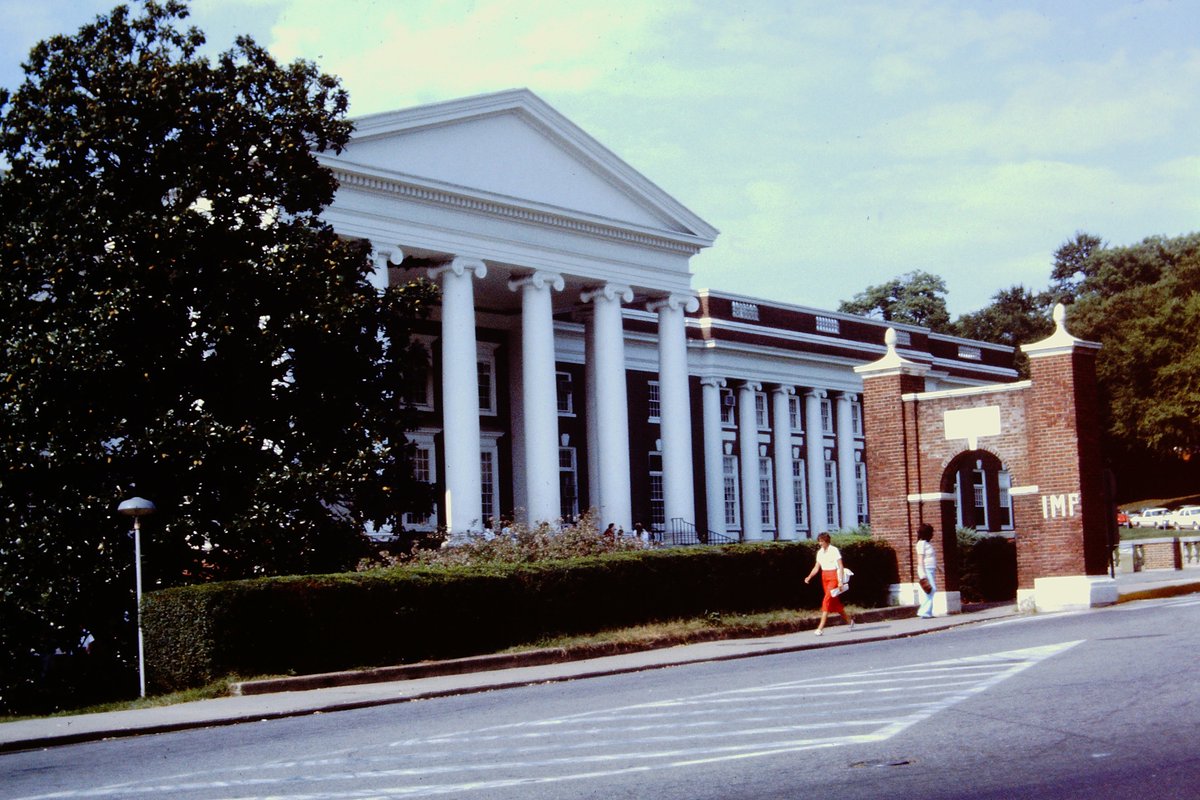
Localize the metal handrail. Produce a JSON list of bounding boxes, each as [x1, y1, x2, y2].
[[657, 517, 739, 546]]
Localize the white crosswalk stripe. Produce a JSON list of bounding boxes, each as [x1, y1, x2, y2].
[[9, 642, 1081, 800]]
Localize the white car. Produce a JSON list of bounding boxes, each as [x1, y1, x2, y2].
[[1165, 505, 1200, 530], [1130, 507, 1169, 528]]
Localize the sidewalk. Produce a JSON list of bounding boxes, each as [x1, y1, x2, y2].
[[3, 570, 1197, 753]]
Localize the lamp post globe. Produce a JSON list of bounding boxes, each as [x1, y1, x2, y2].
[[118, 496, 156, 698]]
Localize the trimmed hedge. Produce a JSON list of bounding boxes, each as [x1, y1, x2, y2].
[[143, 537, 896, 693], [958, 531, 1017, 602]]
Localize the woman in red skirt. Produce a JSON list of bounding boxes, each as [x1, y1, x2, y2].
[[803, 532, 856, 636]]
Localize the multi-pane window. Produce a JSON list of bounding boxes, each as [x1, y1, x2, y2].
[[648, 381, 661, 422], [820, 398, 833, 434], [477, 357, 496, 414], [401, 361, 432, 410], [788, 396, 803, 432], [998, 470, 1013, 529], [855, 460, 868, 525], [404, 437, 437, 529], [559, 447, 579, 521], [758, 456, 774, 528], [851, 400, 863, 436], [649, 454, 665, 532], [480, 449, 496, 526], [792, 458, 808, 531], [722, 454, 740, 528], [973, 469, 988, 526], [824, 460, 839, 529], [556, 371, 573, 415], [755, 392, 768, 429], [720, 388, 736, 426]]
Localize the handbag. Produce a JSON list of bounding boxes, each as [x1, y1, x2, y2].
[[918, 576, 933, 594]]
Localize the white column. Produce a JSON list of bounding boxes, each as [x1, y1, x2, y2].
[[738, 381, 763, 541], [428, 257, 486, 536], [581, 284, 633, 530], [369, 244, 403, 293], [509, 270, 565, 527], [805, 388, 828, 536], [648, 293, 699, 530], [701, 377, 727, 538], [583, 314, 600, 513], [836, 393, 859, 530], [773, 385, 797, 541]]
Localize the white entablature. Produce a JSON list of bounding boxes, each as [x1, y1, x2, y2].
[[319, 88, 718, 311]]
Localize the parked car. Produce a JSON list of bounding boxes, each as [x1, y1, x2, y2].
[[1130, 507, 1169, 528], [1165, 505, 1200, 530]]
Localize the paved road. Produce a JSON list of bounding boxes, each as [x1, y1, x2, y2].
[[3, 593, 1196, 799]]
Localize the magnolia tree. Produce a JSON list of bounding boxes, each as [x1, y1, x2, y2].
[[0, 1, 435, 710]]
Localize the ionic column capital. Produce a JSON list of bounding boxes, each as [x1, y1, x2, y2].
[[773, 384, 796, 397], [508, 270, 565, 293], [805, 387, 828, 400], [738, 380, 763, 393], [371, 243, 405, 270], [428, 255, 487, 281], [700, 376, 727, 390], [581, 283, 633, 305], [646, 292, 699, 314], [836, 391, 857, 405]]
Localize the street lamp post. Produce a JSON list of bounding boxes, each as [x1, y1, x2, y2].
[[118, 496, 156, 698]]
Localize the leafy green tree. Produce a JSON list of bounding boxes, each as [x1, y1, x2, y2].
[[0, 1, 434, 710], [1049, 231, 1104, 301], [953, 285, 1054, 378], [838, 269, 953, 332], [1067, 234, 1200, 484]]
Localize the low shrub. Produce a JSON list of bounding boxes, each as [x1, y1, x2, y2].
[[957, 528, 1017, 602], [142, 536, 896, 693]]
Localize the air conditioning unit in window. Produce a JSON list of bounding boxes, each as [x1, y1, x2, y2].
[[723, 394, 736, 406]]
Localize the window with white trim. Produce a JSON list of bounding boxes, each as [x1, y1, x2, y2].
[[855, 459, 868, 525], [820, 398, 833, 434], [851, 400, 863, 436], [722, 454, 740, 529], [649, 452, 665, 532], [556, 371, 574, 415], [404, 434, 437, 530], [816, 315, 840, 334], [998, 470, 1013, 529], [758, 456, 774, 528], [788, 395, 803, 432], [755, 392, 768, 430], [648, 380, 661, 422], [477, 344, 497, 415], [824, 459, 839, 529], [559, 447, 579, 521], [480, 448, 497, 528], [720, 388, 736, 426], [792, 458, 808, 531]]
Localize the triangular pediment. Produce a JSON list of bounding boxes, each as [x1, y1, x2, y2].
[[336, 89, 716, 241]]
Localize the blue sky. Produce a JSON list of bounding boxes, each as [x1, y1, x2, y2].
[[2, 0, 1196, 317]]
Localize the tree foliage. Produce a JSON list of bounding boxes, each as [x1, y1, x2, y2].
[[953, 285, 1054, 378], [838, 269, 953, 333], [0, 0, 434, 711], [1066, 233, 1200, 475]]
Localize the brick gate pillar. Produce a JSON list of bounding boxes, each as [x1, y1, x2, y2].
[[1018, 303, 1117, 611], [855, 329, 930, 606]]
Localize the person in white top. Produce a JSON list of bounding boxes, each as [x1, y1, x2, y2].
[[803, 532, 855, 635], [914, 522, 939, 618]]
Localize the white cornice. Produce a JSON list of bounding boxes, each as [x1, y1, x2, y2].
[[325, 160, 709, 256]]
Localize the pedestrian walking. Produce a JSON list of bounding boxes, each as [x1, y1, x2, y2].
[[915, 522, 939, 618], [803, 532, 855, 635]]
